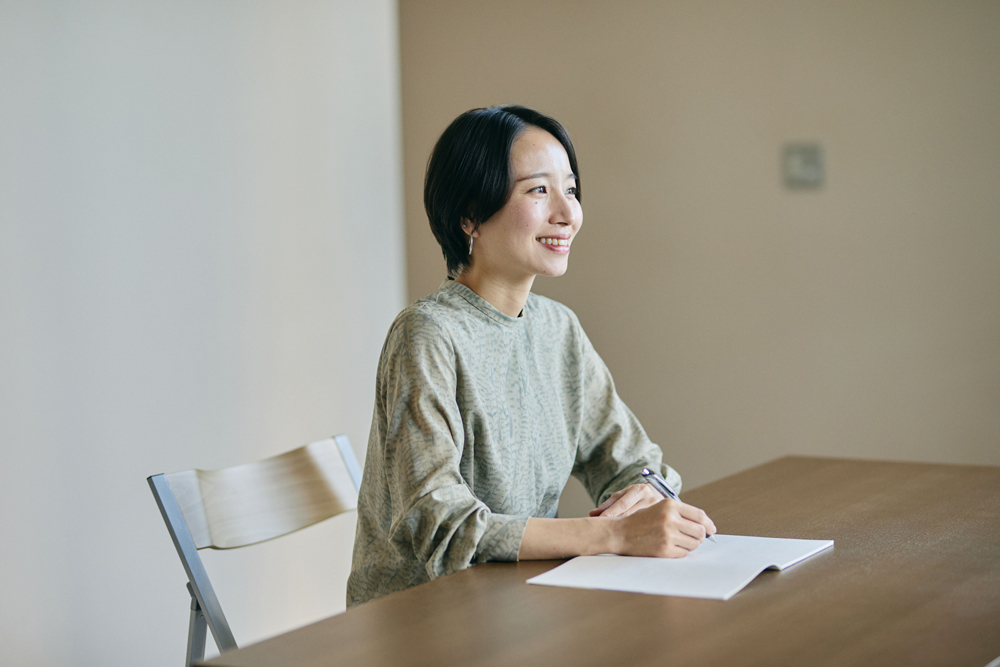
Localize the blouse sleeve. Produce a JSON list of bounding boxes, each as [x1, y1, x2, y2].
[[571, 322, 683, 506], [375, 309, 528, 581]]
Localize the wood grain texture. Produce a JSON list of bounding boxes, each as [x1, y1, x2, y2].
[[201, 456, 1000, 666], [167, 438, 358, 550]]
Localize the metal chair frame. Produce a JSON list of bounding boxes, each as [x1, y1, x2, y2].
[[148, 435, 362, 666]]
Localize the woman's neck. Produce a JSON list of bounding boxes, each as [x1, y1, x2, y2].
[[455, 269, 534, 318]]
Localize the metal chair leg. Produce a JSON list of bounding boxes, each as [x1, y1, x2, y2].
[[186, 582, 207, 667]]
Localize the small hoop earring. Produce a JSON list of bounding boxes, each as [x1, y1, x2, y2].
[[468, 235, 474, 255]]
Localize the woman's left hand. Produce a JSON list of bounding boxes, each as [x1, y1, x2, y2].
[[589, 483, 664, 518]]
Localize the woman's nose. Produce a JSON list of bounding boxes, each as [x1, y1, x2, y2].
[[552, 192, 581, 225]]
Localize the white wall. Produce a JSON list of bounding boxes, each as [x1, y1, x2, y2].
[[0, 2, 404, 665]]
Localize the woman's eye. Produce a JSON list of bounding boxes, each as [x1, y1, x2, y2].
[[530, 185, 547, 194], [567, 187, 578, 196]]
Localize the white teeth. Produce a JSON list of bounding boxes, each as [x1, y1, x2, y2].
[[540, 238, 569, 246]]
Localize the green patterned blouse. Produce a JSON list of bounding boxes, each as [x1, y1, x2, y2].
[[347, 280, 681, 606]]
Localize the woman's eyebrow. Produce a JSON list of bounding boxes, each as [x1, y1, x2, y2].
[[515, 171, 577, 183], [515, 172, 549, 182]]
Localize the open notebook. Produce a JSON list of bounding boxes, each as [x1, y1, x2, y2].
[[526, 534, 834, 600]]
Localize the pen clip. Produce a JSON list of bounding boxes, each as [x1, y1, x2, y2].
[[641, 467, 679, 500]]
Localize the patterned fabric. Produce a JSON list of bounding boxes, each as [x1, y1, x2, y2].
[[346, 279, 681, 606]]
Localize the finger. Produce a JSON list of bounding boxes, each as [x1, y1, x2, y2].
[[660, 532, 701, 558], [595, 491, 621, 512], [600, 486, 647, 518], [679, 502, 717, 536], [609, 489, 661, 517], [676, 502, 715, 534], [596, 498, 629, 518], [676, 517, 708, 542], [590, 496, 619, 516], [589, 489, 625, 516], [665, 544, 693, 558], [633, 484, 666, 510]]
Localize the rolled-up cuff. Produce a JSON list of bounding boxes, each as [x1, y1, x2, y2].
[[597, 462, 684, 505], [475, 513, 529, 563]]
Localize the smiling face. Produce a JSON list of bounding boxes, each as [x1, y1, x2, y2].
[[463, 127, 583, 288]]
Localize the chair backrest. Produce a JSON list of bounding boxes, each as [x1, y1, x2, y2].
[[148, 435, 362, 661]]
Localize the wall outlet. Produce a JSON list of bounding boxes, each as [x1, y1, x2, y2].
[[783, 143, 824, 189]]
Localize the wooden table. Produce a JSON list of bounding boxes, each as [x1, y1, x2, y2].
[[202, 456, 1000, 667]]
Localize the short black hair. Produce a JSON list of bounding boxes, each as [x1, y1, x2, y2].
[[424, 105, 581, 276]]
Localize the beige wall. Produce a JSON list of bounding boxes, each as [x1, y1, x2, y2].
[[0, 2, 402, 665], [399, 0, 1000, 511]]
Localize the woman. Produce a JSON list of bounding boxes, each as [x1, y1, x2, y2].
[[347, 105, 715, 606]]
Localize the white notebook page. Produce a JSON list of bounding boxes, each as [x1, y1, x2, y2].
[[526, 534, 834, 600]]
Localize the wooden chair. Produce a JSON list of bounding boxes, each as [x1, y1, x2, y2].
[[148, 435, 363, 667]]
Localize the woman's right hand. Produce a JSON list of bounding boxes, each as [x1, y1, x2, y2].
[[613, 498, 716, 558], [517, 498, 716, 561]]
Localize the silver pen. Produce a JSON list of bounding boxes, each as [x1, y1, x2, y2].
[[641, 467, 717, 542]]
